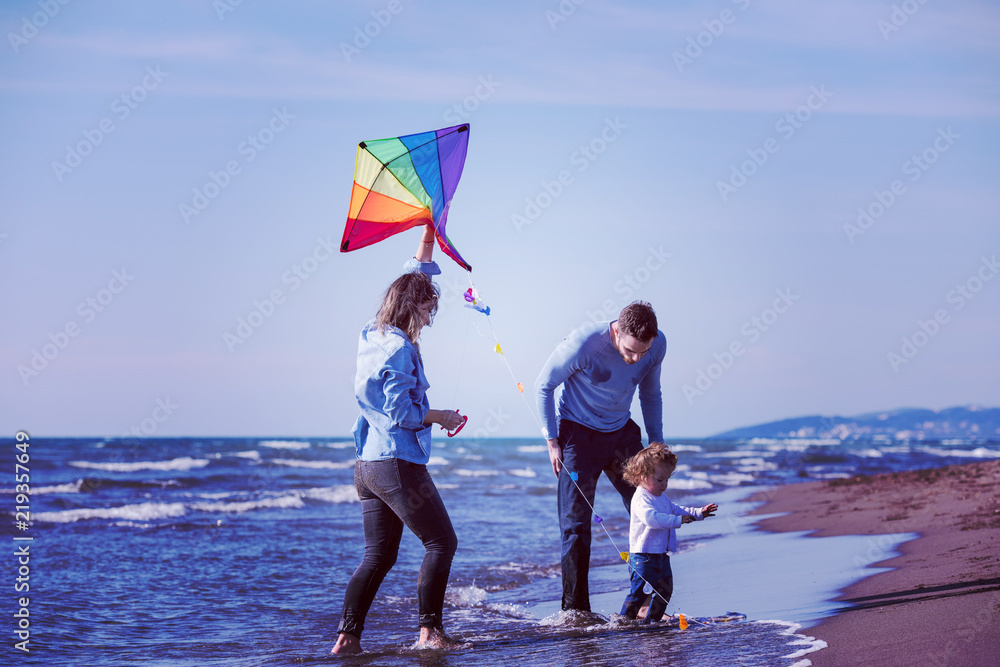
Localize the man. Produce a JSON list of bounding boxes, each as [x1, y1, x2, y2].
[[535, 301, 666, 613]]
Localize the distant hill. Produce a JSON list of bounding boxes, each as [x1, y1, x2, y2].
[[713, 405, 1000, 441]]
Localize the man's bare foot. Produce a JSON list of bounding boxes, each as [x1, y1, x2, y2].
[[417, 626, 459, 649], [331, 632, 362, 654]]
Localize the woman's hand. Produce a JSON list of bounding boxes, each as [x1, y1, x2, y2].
[[426, 409, 465, 431]]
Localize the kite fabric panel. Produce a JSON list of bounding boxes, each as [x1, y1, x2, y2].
[[340, 123, 472, 271]]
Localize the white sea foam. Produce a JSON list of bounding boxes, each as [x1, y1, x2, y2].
[[455, 469, 499, 477], [713, 450, 776, 458], [669, 444, 703, 452], [35, 502, 188, 523], [234, 450, 261, 460], [709, 472, 756, 486], [191, 495, 305, 513], [320, 441, 354, 449], [517, 445, 547, 453], [197, 491, 234, 500], [69, 457, 210, 473], [917, 446, 1000, 459], [0, 480, 82, 495], [427, 456, 449, 466], [508, 467, 537, 478], [756, 619, 828, 665], [857, 449, 884, 458], [302, 485, 358, 504], [445, 584, 488, 607], [736, 458, 778, 473], [668, 478, 713, 490], [259, 440, 311, 450], [436, 483, 460, 490], [271, 458, 355, 469]]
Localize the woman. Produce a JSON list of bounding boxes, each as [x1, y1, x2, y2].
[[333, 226, 465, 654]]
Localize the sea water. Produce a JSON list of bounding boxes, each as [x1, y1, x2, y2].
[[3, 436, 998, 666]]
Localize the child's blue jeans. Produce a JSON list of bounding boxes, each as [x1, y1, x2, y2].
[[620, 552, 674, 622]]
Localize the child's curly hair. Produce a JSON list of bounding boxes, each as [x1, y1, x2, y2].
[[622, 443, 678, 487]]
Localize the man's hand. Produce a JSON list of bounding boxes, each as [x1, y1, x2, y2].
[[546, 438, 562, 478]]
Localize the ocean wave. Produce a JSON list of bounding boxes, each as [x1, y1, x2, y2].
[[713, 450, 776, 458], [0, 480, 82, 495], [857, 449, 884, 458], [755, 620, 828, 665], [507, 467, 537, 478], [709, 472, 757, 486], [270, 458, 355, 469], [234, 450, 261, 460], [427, 456, 449, 466], [35, 502, 187, 524], [191, 495, 305, 514], [735, 458, 779, 472], [302, 486, 358, 504], [516, 445, 547, 453], [917, 445, 1000, 459], [69, 457, 210, 473], [455, 469, 499, 477], [320, 441, 354, 449], [259, 440, 311, 450], [669, 444, 703, 452], [444, 584, 533, 619], [668, 478, 713, 490]]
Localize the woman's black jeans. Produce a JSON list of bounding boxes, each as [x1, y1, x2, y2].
[[338, 458, 458, 638]]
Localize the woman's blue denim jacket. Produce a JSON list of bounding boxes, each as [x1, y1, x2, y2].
[[351, 258, 438, 464]]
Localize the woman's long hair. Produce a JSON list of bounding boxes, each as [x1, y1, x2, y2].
[[375, 271, 439, 351]]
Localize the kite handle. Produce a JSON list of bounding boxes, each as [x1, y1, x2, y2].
[[441, 410, 468, 438]]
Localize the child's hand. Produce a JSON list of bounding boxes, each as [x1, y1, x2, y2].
[[681, 514, 695, 524], [701, 503, 718, 518]]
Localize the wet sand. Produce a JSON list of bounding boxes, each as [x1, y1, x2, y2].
[[749, 459, 1000, 666]]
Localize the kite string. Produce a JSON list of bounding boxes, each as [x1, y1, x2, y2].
[[462, 271, 687, 621]]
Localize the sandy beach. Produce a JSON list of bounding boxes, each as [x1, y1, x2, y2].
[[750, 459, 1000, 666]]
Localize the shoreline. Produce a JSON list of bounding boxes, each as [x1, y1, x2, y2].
[[748, 459, 1000, 666]]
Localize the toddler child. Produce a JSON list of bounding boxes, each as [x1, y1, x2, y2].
[[619, 443, 717, 622]]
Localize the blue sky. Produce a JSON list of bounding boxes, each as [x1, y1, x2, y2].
[[2, 0, 998, 439]]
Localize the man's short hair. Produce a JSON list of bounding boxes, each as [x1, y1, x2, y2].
[[618, 301, 657, 342]]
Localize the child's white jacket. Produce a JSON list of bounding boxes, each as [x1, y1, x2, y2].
[[629, 486, 705, 554]]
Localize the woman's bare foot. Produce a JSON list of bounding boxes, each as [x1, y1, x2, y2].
[[331, 632, 362, 654], [417, 626, 459, 649]]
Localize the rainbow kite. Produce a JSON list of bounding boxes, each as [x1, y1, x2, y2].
[[340, 123, 471, 271]]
